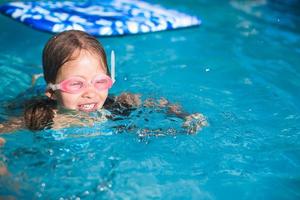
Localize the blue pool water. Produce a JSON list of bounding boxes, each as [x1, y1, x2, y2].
[[1, 0, 300, 199]]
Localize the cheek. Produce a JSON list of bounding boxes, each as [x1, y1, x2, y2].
[[97, 91, 109, 108], [56, 92, 80, 109]]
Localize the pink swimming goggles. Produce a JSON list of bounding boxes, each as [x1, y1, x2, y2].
[[47, 74, 113, 94], [47, 51, 116, 94]]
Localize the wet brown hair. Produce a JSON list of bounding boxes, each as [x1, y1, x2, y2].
[[24, 98, 57, 130], [43, 30, 110, 84], [25, 30, 109, 130]]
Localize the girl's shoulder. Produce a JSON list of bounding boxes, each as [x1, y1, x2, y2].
[[103, 92, 141, 115]]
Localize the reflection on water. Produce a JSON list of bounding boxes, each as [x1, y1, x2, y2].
[[231, 0, 300, 33]]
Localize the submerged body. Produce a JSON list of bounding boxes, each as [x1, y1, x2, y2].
[[0, 92, 207, 134]]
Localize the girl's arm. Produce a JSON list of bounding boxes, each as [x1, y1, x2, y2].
[[144, 97, 208, 134], [107, 92, 208, 134], [0, 117, 24, 134]]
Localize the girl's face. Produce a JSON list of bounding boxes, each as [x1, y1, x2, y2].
[[48, 50, 109, 112]]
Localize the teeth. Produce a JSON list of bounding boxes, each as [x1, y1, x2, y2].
[[82, 104, 94, 110]]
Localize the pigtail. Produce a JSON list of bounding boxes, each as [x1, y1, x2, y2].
[[24, 98, 57, 131]]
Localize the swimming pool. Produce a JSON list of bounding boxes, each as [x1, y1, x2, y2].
[[0, 0, 300, 199]]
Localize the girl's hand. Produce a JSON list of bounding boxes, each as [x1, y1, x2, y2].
[[0, 137, 5, 147], [31, 73, 43, 86], [183, 113, 208, 134]]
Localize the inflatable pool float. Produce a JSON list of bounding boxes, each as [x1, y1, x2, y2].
[[0, 0, 201, 36]]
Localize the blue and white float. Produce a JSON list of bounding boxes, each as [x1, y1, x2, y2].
[[0, 0, 201, 36]]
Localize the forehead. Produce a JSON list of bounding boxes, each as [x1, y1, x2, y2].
[[56, 50, 106, 81]]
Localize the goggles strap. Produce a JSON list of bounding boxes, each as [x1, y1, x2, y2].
[[111, 50, 115, 83], [47, 83, 59, 91]]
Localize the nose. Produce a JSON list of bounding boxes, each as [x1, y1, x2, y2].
[[81, 84, 97, 99]]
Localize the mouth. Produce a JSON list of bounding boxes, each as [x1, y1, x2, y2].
[[78, 103, 98, 112]]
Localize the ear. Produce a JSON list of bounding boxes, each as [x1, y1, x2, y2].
[[45, 89, 57, 100]]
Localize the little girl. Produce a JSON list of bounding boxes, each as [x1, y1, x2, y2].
[[0, 30, 207, 134]]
